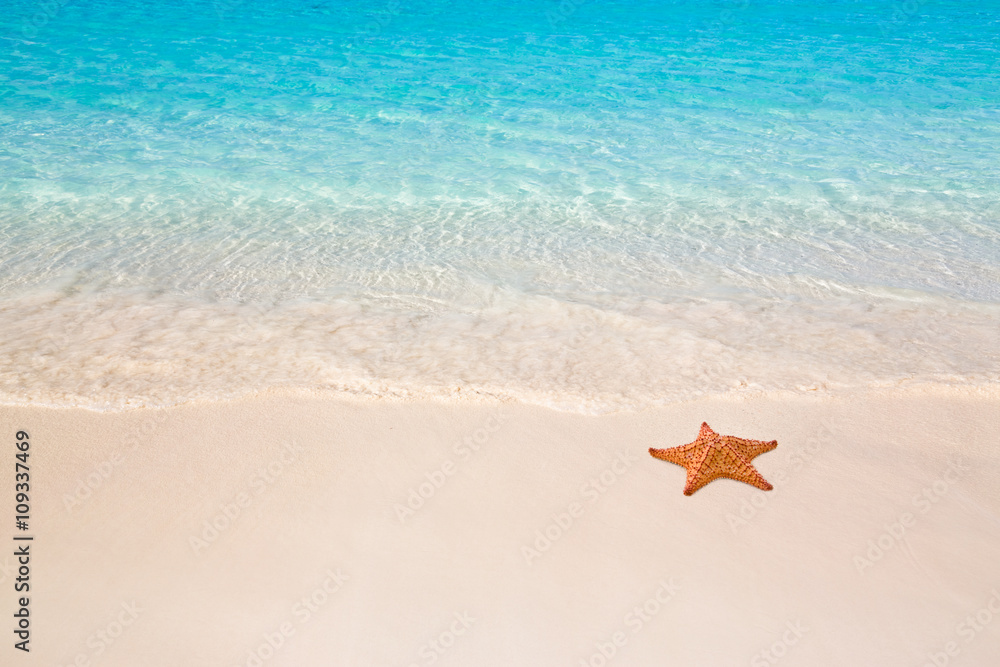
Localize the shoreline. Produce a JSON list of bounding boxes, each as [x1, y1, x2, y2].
[[6, 384, 999, 665], [3, 376, 999, 415], [3, 284, 998, 414]]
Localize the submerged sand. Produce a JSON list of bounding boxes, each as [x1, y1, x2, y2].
[[5, 385, 999, 666]]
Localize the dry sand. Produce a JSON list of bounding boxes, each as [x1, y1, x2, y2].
[[3, 385, 999, 666]]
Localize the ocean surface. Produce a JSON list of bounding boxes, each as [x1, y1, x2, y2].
[[1, 0, 998, 411]]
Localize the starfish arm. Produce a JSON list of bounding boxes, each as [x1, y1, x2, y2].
[[726, 463, 773, 491], [649, 442, 701, 467], [719, 444, 774, 491], [725, 435, 778, 461], [699, 422, 715, 439]]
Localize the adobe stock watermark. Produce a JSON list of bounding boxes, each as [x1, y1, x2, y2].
[[750, 620, 809, 667], [226, 302, 273, 347], [578, 579, 680, 667], [30, 319, 81, 370], [393, 408, 509, 524], [920, 588, 1000, 667], [0, 556, 17, 586], [20, 0, 72, 39], [853, 457, 967, 575], [693, 0, 751, 50], [190, 440, 303, 555], [234, 568, 350, 667], [345, 0, 403, 65], [213, 0, 245, 21], [337, 133, 444, 211], [404, 611, 476, 667], [63, 411, 169, 513], [545, 0, 591, 29], [726, 417, 838, 534], [521, 451, 639, 566], [878, 0, 932, 37], [55, 601, 142, 667], [552, 309, 610, 364]]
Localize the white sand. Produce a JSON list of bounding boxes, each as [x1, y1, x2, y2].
[[4, 385, 1000, 666]]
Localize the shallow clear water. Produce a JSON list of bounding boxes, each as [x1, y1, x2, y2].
[[1, 0, 998, 410]]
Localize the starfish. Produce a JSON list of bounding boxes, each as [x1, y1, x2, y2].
[[649, 423, 777, 496]]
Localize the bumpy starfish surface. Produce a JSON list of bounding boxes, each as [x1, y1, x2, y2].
[[649, 423, 777, 496]]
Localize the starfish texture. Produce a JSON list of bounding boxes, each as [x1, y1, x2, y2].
[[649, 422, 777, 496]]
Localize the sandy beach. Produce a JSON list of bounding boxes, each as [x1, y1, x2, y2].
[[4, 0, 1000, 664], [5, 384, 998, 666]]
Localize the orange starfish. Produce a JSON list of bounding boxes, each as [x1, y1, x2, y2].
[[649, 423, 777, 496]]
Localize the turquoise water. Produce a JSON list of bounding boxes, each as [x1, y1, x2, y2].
[[1, 0, 998, 410]]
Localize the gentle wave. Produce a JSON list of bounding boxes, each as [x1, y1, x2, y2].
[[1, 284, 997, 412]]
